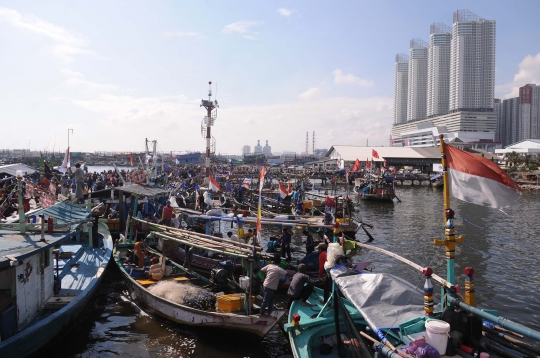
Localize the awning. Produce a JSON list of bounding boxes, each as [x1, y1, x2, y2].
[[117, 184, 169, 197], [0, 163, 37, 177]]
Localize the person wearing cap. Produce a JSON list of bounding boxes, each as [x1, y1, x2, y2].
[[287, 263, 319, 309], [259, 255, 288, 316], [162, 201, 173, 227]]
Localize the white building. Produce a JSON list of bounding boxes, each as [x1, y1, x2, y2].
[[254, 140, 262, 154], [495, 139, 540, 158], [391, 111, 497, 150], [449, 10, 496, 112], [263, 140, 272, 157], [407, 39, 428, 122], [427, 23, 452, 118], [393, 53, 409, 125], [242, 145, 251, 155]]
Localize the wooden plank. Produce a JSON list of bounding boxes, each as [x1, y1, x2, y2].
[[44, 295, 77, 310]]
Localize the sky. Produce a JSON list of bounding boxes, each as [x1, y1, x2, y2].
[[1, 1, 540, 155]]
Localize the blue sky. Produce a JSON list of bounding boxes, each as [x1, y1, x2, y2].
[[1, 1, 540, 154]]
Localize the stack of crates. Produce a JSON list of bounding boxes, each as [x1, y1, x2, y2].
[[216, 294, 255, 312]]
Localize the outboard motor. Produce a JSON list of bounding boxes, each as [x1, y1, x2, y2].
[[210, 268, 228, 285]]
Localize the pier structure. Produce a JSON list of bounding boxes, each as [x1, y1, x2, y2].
[[200, 81, 218, 182]]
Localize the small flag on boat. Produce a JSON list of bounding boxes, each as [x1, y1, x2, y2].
[[59, 147, 70, 173], [352, 158, 360, 171], [130, 153, 134, 166], [242, 178, 251, 189], [278, 182, 289, 199], [259, 166, 266, 191], [446, 144, 522, 209], [372, 149, 379, 159], [366, 158, 371, 169], [209, 176, 220, 192]]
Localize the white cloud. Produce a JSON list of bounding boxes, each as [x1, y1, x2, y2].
[[496, 53, 540, 98], [0, 7, 90, 63], [164, 31, 202, 38], [333, 69, 373, 87], [298, 87, 322, 100], [222, 20, 258, 39], [278, 8, 294, 17], [60, 69, 119, 93]]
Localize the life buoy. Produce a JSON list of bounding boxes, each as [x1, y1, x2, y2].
[[132, 170, 146, 184]]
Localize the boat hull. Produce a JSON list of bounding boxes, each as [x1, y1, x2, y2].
[[0, 226, 113, 358], [360, 193, 395, 202], [115, 247, 282, 338]]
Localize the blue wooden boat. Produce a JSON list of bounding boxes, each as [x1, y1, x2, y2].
[[285, 138, 540, 358], [0, 195, 113, 357]]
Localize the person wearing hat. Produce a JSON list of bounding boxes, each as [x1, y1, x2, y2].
[[259, 255, 288, 316], [287, 263, 319, 309], [162, 200, 173, 227]]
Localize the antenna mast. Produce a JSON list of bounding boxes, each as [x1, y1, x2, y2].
[[312, 131, 315, 155], [305, 132, 309, 155], [200, 81, 219, 181]]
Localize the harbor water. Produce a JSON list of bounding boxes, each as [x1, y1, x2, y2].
[[40, 185, 540, 357]]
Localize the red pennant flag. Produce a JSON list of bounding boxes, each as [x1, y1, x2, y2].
[[130, 153, 134, 166], [372, 149, 379, 159], [352, 158, 360, 171], [366, 158, 371, 169]]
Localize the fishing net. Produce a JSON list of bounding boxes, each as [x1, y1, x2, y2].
[[148, 281, 216, 311], [333, 291, 372, 358]]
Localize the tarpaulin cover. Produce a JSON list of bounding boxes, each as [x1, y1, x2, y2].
[[331, 267, 430, 329]]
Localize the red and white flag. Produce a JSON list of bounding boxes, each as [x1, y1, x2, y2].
[[372, 149, 379, 159], [256, 166, 267, 245], [352, 158, 360, 171], [59, 147, 70, 173], [209, 176, 220, 192], [241, 178, 251, 189], [446, 144, 522, 209], [278, 182, 289, 199]]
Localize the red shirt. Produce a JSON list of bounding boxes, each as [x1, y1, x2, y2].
[[319, 250, 327, 278], [162, 205, 173, 220]]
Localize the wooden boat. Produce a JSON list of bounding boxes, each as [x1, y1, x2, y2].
[[0, 198, 113, 357], [430, 173, 444, 189], [355, 176, 397, 202], [114, 221, 285, 338], [285, 137, 540, 358]]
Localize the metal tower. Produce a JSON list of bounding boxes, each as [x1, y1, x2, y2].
[[305, 132, 309, 154], [312, 131, 315, 155], [200, 81, 218, 180]]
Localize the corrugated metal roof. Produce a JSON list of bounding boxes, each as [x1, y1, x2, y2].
[[326, 146, 441, 161], [0, 163, 37, 177]]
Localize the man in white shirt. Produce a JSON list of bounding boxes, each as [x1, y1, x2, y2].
[[226, 231, 242, 244], [259, 255, 287, 315]]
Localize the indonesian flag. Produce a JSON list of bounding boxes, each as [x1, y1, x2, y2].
[[446, 144, 522, 209], [256, 166, 267, 246], [352, 158, 360, 171], [242, 178, 251, 189], [59, 147, 70, 173], [278, 182, 289, 199], [372, 149, 379, 159], [209, 176, 220, 192]]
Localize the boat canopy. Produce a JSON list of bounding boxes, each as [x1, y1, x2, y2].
[[119, 183, 170, 197], [330, 266, 434, 330]]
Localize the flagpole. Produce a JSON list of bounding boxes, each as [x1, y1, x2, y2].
[[436, 134, 462, 307]]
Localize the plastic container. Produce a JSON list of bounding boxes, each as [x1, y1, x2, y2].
[[326, 243, 344, 268], [480, 352, 489, 358], [216, 293, 255, 312], [425, 319, 450, 354], [239, 276, 250, 289]]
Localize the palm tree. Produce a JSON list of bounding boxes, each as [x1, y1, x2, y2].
[[504, 151, 520, 167], [521, 153, 534, 170]]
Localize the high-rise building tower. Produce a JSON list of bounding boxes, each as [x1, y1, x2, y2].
[[393, 53, 409, 125], [427, 23, 452, 118], [407, 39, 428, 122], [263, 140, 272, 157], [242, 145, 251, 155], [519, 84, 540, 140], [449, 10, 496, 113]]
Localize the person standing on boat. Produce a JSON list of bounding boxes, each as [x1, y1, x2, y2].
[[303, 229, 315, 254], [260, 255, 287, 316], [134, 237, 145, 268], [226, 231, 241, 244], [287, 264, 319, 309], [73, 163, 85, 204], [162, 201, 173, 227], [280, 228, 292, 262]]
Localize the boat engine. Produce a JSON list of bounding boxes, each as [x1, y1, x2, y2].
[[210, 268, 228, 285]]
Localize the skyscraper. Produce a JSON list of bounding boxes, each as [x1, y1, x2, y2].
[[393, 53, 409, 125], [449, 10, 496, 112], [519, 84, 540, 140], [427, 23, 452, 118], [407, 39, 428, 122]]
